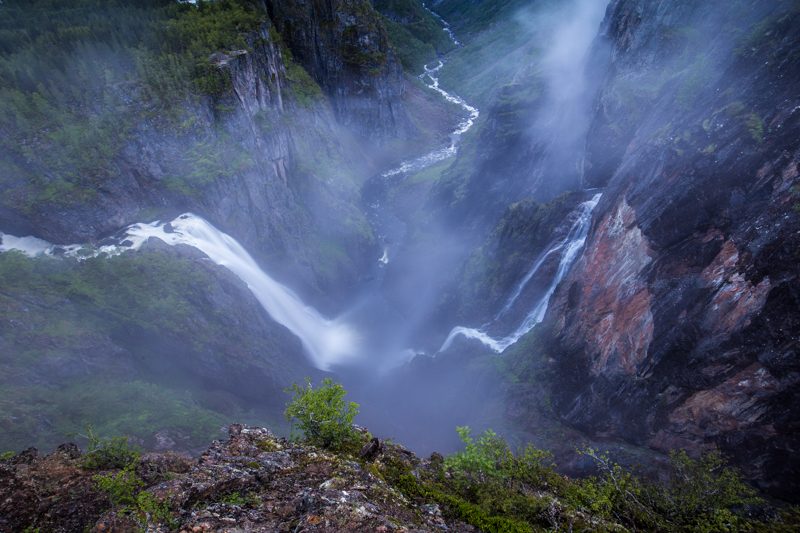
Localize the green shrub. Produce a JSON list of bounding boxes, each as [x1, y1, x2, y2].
[[567, 448, 652, 526], [94, 465, 143, 507], [0, 451, 15, 460], [284, 378, 360, 451], [389, 427, 775, 532], [218, 491, 260, 507], [81, 426, 141, 470], [94, 464, 175, 527], [445, 426, 513, 482], [135, 490, 175, 526], [659, 450, 761, 530]]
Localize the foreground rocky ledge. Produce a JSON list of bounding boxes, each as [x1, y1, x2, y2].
[[0, 424, 471, 533], [4, 423, 794, 532]]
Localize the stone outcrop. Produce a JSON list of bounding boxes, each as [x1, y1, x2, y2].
[[0, 425, 472, 533], [0, 7, 406, 303], [265, 0, 410, 142]]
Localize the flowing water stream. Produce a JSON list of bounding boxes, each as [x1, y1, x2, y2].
[[0, 215, 359, 371], [364, 15, 479, 270], [438, 193, 602, 354]]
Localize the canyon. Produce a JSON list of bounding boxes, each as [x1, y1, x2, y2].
[[0, 0, 798, 519]]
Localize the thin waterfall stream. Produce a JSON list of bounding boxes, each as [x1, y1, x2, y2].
[[439, 193, 602, 354]]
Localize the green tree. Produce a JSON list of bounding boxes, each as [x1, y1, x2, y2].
[[284, 378, 359, 451]]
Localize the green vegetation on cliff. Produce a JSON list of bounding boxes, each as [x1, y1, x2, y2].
[[373, 0, 456, 71], [285, 378, 361, 451], [0, 0, 266, 209], [2, 380, 798, 531], [0, 250, 303, 452]]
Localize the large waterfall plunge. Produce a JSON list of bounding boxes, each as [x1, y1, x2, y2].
[[1, 192, 601, 370], [0, 214, 359, 371], [125, 215, 360, 371]]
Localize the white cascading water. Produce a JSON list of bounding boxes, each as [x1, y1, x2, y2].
[[0, 214, 359, 371], [0, 5, 605, 369], [0, 6, 476, 373], [439, 193, 602, 354], [381, 10, 478, 180], [382, 61, 479, 179], [370, 10, 478, 268], [422, 2, 460, 46]]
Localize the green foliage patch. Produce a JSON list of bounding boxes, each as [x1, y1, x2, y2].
[[372, 0, 456, 72], [374, 426, 786, 532], [0, 0, 265, 209], [82, 427, 141, 471], [95, 464, 175, 527], [285, 378, 361, 452]]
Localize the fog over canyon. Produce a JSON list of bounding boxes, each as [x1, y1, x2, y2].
[[0, 0, 798, 522]]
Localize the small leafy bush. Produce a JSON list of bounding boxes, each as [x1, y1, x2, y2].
[[219, 491, 261, 507], [94, 465, 143, 507], [81, 427, 141, 470], [565, 447, 764, 531], [135, 490, 175, 526], [378, 427, 781, 533], [94, 465, 175, 527], [284, 378, 360, 451], [445, 426, 513, 482]]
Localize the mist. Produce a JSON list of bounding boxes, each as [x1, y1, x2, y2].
[[2, 0, 797, 510], [0, 0, 617, 454]]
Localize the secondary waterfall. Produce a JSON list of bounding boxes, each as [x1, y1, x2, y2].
[[0, 214, 359, 371], [439, 193, 602, 354]]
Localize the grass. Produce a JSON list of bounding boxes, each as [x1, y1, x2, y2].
[[0, 380, 227, 452]]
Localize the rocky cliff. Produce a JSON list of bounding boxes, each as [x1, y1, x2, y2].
[[265, 0, 412, 143], [4, 423, 784, 532], [0, 1, 432, 304], [0, 425, 474, 533], [535, 0, 800, 501]]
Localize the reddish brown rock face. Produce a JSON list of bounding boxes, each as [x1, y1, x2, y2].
[[664, 363, 779, 439], [563, 197, 654, 377], [701, 241, 771, 342], [531, 0, 800, 502]]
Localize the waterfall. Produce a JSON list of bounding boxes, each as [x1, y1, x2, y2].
[[439, 193, 602, 354], [0, 214, 359, 371]]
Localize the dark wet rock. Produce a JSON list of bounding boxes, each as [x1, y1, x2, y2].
[[265, 0, 411, 143], [0, 425, 473, 532], [530, 0, 800, 502], [359, 437, 384, 461]]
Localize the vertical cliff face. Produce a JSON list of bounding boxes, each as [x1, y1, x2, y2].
[[264, 0, 409, 142], [539, 0, 800, 499], [0, 8, 388, 305]]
